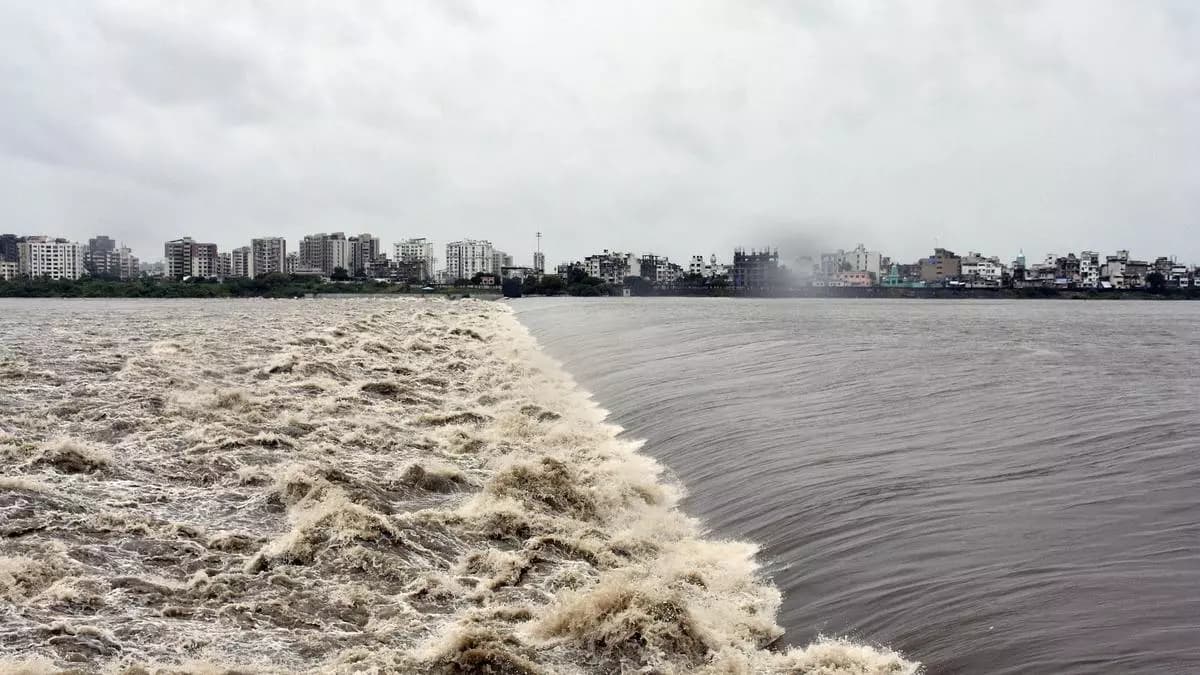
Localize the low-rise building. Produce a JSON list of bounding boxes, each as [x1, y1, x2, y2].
[[960, 252, 1005, 287], [584, 250, 639, 285], [0, 260, 19, 280], [920, 248, 961, 284]]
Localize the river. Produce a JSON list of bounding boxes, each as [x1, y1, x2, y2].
[[514, 297, 1200, 674]]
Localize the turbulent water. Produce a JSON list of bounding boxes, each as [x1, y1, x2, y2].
[[515, 297, 1200, 675], [0, 297, 914, 674]]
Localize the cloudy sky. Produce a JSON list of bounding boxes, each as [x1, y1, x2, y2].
[[2, 1, 1198, 266]]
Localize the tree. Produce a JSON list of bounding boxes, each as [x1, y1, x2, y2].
[[538, 275, 565, 295], [624, 275, 652, 296], [1146, 271, 1167, 292], [330, 267, 350, 281]]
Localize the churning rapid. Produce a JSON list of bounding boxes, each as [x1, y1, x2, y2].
[[0, 298, 915, 674]]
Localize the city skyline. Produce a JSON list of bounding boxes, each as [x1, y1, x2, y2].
[[2, 3, 1199, 265]]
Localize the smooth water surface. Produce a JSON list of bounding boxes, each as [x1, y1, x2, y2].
[[515, 297, 1200, 674]]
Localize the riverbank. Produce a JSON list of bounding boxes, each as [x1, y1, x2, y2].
[[0, 297, 916, 673]]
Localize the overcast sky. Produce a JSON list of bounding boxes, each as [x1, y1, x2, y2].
[[2, 1, 1198, 266]]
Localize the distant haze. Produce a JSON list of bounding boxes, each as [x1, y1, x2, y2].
[[2, 2, 1198, 265]]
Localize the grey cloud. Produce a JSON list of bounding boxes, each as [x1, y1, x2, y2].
[[0, 0, 1198, 266]]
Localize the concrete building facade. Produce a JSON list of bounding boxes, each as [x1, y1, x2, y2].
[[446, 239, 494, 280], [920, 248, 962, 284], [164, 237, 219, 279], [251, 237, 287, 276], [394, 238, 436, 282], [299, 232, 351, 276], [584, 250, 639, 285], [19, 236, 87, 280]]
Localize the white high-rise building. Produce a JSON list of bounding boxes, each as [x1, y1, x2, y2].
[[533, 251, 545, 275], [445, 239, 494, 280], [18, 237, 88, 280], [394, 238, 437, 281], [251, 237, 287, 276]]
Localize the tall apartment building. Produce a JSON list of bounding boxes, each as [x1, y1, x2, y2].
[[0, 260, 17, 280], [349, 233, 381, 275], [164, 237, 220, 279], [217, 252, 232, 278], [83, 235, 140, 280], [0, 234, 20, 262], [533, 251, 545, 275], [251, 237, 287, 276], [445, 239, 494, 280], [394, 238, 436, 281], [491, 250, 513, 276], [229, 246, 253, 278], [299, 232, 351, 276], [18, 236, 87, 280], [285, 252, 298, 274]]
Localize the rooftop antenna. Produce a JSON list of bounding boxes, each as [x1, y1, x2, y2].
[[536, 231, 541, 254]]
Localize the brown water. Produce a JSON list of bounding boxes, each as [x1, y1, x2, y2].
[[0, 297, 914, 673], [515, 297, 1200, 675]]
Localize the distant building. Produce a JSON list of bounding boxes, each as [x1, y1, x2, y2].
[[217, 252, 232, 278], [846, 244, 882, 278], [501, 265, 535, 280], [139, 260, 166, 278], [732, 248, 779, 289], [919, 248, 961, 284], [0, 260, 19, 280], [394, 238, 436, 281], [349, 233, 380, 276], [960, 252, 1005, 287], [19, 236, 87, 280], [445, 239, 494, 281], [639, 254, 682, 283], [251, 237, 287, 276], [532, 251, 545, 275], [299, 232, 351, 276], [229, 246, 253, 278], [820, 250, 847, 275], [1079, 251, 1101, 287], [491, 250, 513, 276], [84, 236, 138, 280], [285, 252, 298, 274], [584, 250, 639, 285], [0, 234, 20, 263], [164, 237, 219, 279], [688, 254, 726, 279]]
